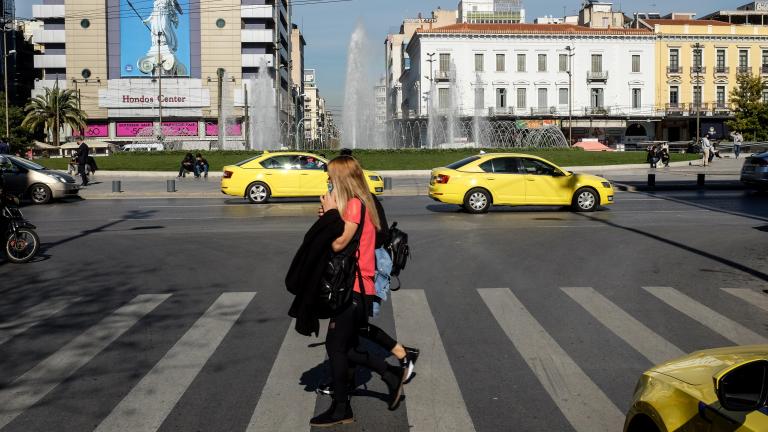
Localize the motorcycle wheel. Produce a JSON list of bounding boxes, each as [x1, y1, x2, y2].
[[5, 228, 40, 264]]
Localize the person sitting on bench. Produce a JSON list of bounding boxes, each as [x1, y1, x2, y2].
[[178, 153, 195, 177]]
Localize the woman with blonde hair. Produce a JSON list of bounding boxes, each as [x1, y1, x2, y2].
[[310, 156, 406, 427]]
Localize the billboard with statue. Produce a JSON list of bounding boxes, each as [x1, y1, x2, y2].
[[120, 0, 190, 77]]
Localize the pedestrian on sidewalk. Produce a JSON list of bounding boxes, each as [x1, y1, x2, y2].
[[731, 131, 744, 159], [77, 140, 90, 186], [660, 143, 671, 168], [178, 153, 195, 178], [701, 136, 712, 167], [194, 153, 209, 178]]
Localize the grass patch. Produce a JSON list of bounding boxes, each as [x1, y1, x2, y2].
[[36, 149, 699, 172]]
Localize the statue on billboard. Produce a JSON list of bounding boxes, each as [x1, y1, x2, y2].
[[137, 0, 188, 76]]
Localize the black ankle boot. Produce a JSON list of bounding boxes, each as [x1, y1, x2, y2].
[[382, 365, 405, 411], [309, 398, 354, 427]]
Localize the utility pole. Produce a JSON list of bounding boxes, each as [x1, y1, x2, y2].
[[565, 44, 574, 145], [3, 27, 9, 139], [243, 83, 250, 150], [54, 76, 60, 146], [693, 42, 703, 145], [217, 68, 224, 150], [156, 31, 164, 142], [426, 52, 435, 118]]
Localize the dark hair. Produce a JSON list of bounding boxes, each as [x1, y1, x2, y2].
[[340, 148, 353, 156], [196, 153, 202, 158]]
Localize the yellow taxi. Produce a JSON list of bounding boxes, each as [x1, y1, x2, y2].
[[221, 152, 385, 203], [428, 153, 614, 213], [625, 345, 768, 432]]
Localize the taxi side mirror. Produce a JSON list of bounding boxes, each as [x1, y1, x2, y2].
[[715, 360, 768, 412]]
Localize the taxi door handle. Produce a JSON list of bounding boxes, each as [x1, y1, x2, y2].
[[486, 177, 495, 181], [301, 173, 310, 176], [527, 178, 536, 181]]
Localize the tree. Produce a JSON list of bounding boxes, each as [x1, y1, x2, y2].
[[0, 93, 42, 154], [21, 87, 87, 146], [726, 73, 768, 141]]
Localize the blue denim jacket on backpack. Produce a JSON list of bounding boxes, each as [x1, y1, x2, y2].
[[373, 247, 393, 318]]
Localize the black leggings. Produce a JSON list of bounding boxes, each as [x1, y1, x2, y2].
[[360, 323, 397, 352], [326, 294, 389, 401]]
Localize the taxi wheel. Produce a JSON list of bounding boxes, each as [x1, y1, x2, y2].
[[246, 182, 271, 204], [463, 188, 491, 214], [572, 187, 599, 212], [29, 184, 52, 205]]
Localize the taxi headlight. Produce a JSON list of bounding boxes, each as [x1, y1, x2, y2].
[[601, 181, 612, 188]]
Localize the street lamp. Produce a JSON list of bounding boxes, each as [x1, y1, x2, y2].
[[294, 92, 307, 149], [2, 21, 13, 139], [565, 45, 575, 145], [693, 42, 703, 145]]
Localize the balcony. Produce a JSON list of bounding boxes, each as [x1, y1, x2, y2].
[[32, 29, 65, 44], [714, 66, 730, 76], [242, 54, 273, 68], [737, 66, 752, 75], [585, 106, 611, 116], [689, 102, 709, 114], [665, 103, 685, 115], [530, 107, 556, 115], [241, 29, 274, 43], [690, 66, 706, 76], [240, 5, 273, 18], [586, 71, 608, 82], [488, 107, 514, 116], [713, 103, 731, 115], [667, 66, 683, 75], [33, 54, 66, 69], [32, 4, 65, 18], [434, 70, 450, 81]]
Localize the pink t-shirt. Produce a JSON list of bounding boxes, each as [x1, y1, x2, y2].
[[343, 197, 376, 296]]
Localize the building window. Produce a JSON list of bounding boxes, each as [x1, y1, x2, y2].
[[80, 19, 90, 28], [631, 88, 641, 109], [475, 53, 484, 72], [558, 88, 568, 105], [537, 88, 548, 108], [693, 47, 703, 68], [669, 86, 679, 105], [216, 18, 226, 28], [439, 88, 449, 109], [496, 54, 505, 72], [591, 54, 603, 73], [716, 49, 726, 71], [717, 86, 726, 107], [559, 54, 568, 72], [517, 53, 526, 72], [669, 49, 679, 70], [474, 88, 485, 110], [439, 53, 450, 73], [590, 88, 604, 108], [693, 85, 702, 107], [516, 88, 526, 109], [739, 49, 749, 69], [602, 17, 609, 27], [763, 88, 768, 104], [632, 55, 640, 73], [496, 88, 507, 108], [538, 54, 547, 72], [81, 69, 91, 79], [762, 50, 768, 72]]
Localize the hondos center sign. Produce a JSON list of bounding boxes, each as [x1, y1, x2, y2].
[[99, 79, 211, 109]]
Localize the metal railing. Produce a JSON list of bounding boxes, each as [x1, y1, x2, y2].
[[665, 103, 685, 114], [586, 71, 609, 81], [688, 102, 709, 114], [666, 66, 683, 74], [737, 66, 752, 74], [488, 107, 514, 116], [713, 66, 729, 75], [690, 66, 706, 75], [585, 106, 611, 115], [434, 70, 450, 81]]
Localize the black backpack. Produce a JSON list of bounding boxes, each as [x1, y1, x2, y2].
[[318, 206, 366, 314], [386, 222, 410, 291]]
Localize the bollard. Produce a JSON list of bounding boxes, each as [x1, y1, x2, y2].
[[647, 173, 656, 188], [167, 179, 176, 193], [697, 173, 706, 188], [111, 180, 122, 193], [383, 177, 393, 190]]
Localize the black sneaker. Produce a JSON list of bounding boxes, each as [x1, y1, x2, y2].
[[400, 346, 420, 383], [316, 381, 357, 396], [382, 365, 406, 411], [310, 399, 354, 427]]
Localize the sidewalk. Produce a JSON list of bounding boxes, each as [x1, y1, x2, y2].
[[72, 156, 746, 199]]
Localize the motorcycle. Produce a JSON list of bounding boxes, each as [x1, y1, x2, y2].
[[0, 165, 40, 264]]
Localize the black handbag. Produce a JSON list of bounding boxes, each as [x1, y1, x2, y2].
[[318, 204, 366, 314]]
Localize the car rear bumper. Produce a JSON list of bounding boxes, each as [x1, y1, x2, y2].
[[741, 168, 768, 188]]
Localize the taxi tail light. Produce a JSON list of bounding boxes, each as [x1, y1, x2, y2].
[[223, 170, 234, 179], [435, 174, 450, 184], [752, 158, 768, 166]]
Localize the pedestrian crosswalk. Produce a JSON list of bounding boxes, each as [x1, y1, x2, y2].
[[0, 286, 766, 432]]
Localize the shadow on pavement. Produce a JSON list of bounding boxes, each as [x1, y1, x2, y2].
[[642, 190, 768, 223]]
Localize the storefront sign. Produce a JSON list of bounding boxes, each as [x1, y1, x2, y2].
[[116, 122, 154, 137], [756, 2, 768, 12], [99, 79, 211, 109], [205, 122, 243, 137], [73, 124, 109, 138]]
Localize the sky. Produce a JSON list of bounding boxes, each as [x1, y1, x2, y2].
[[17, 0, 750, 112]]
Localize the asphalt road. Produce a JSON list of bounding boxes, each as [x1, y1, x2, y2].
[[1, 190, 767, 432]]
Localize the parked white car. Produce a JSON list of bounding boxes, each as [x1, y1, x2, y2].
[[121, 143, 165, 152]]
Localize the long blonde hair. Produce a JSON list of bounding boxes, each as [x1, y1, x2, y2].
[[327, 156, 381, 230]]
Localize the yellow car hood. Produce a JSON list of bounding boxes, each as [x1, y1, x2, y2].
[[651, 345, 768, 386]]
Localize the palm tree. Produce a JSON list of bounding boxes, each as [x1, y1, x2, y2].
[[22, 86, 87, 146]]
